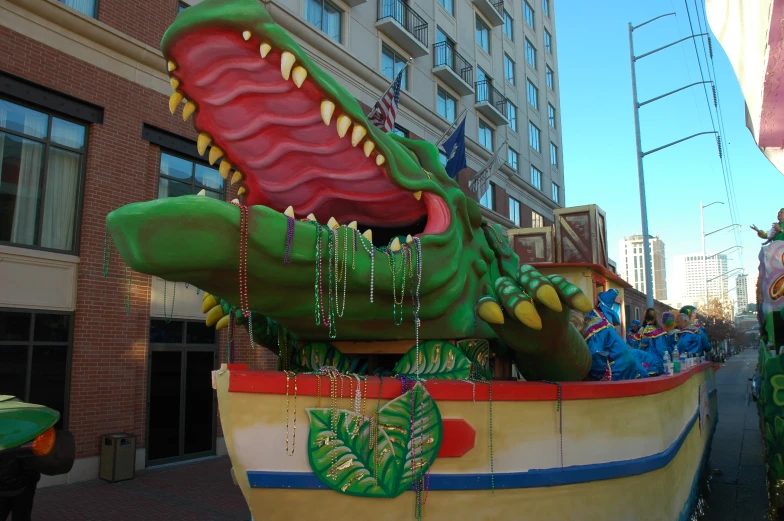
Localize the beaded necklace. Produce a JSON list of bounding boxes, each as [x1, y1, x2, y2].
[[358, 230, 375, 303], [327, 230, 337, 338], [372, 376, 383, 479], [314, 223, 327, 326], [336, 228, 349, 318], [162, 280, 176, 323], [388, 249, 406, 325], [284, 371, 298, 456], [283, 216, 295, 264]]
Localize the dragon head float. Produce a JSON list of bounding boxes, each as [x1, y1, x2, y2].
[[106, 0, 594, 381]]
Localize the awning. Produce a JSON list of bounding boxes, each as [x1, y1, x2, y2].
[[707, 0, 784, 173]]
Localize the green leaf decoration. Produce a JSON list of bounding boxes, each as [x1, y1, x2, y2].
[[291, 342, 349, 372], [457, 339, 492, 379], [393, 340, 471, 379], [307, 382, 442, 498]]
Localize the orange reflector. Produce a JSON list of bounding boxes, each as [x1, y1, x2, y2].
[[32, 428, 56, 456]]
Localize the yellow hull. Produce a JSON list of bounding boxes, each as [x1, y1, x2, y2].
[[215, 364, 717, 521]]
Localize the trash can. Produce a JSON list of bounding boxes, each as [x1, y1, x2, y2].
[[99, 433, 136, 483]]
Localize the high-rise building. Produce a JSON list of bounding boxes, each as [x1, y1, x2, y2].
[[675, 254, 730, 304], [618, 235, 667, 300], [0, 0, 566, 485], [736, 274, 749, 315]]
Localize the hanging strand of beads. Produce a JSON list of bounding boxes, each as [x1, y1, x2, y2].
[[358, 229, 375, 302], [162, 280, 176, 323], [327, 229, 337, 338], [314, 223, 325, 326], [283, 215, 295, 264]]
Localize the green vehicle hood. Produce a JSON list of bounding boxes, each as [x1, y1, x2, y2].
[[0, 396, 59, 451]]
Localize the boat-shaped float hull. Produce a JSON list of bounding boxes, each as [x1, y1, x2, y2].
[[215, 363, 718, 521]]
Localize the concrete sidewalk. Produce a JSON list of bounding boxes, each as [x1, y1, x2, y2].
[[703, 349, 768, 521], [32, 456, 249, 521]]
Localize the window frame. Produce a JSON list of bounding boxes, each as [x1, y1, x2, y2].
[[525, 39, 537, 69], [503, 10, 514, 40], [381, 44, 410, 90], [551, 182, 559, 203], [0, 97, 89, 255], [544, 29, 552, 53], [550, 142, 558, 167], [548, 103, 556, 128], [436, 86, 457, 122], [508, 196, 521, 226], [546, 65, 554, 90], [506, 101, 517, 132], [476, 16, 491, 53], [507, 147, 519, 172], [392, 124, 409, 138], [543, 0, 550, 17], [437, 0, 454, 16], [524, 1, 535, 29], [504, 54, 516, 85], [532, 210, 544, 227], [529, 121, 541, 153], [158, 150, 226, 200], [480, 181, 496, 210], [305, 0, 343, 43], [478, 119, 494, 150], [527, 79, 538, 109], [530, 165, 542, 190], [0, 308, 74, 429]]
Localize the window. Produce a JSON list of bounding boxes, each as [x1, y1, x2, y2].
[[532, 210, 544, 227], [509, 197, 521, 226], [525, 39, 536, 69], [438, 0, 453, 15], [381, 45, 409, 89], [543, 0, 550, 17], [0, 310, 72, 429], [392, 125, 409, 137], [504, 54, 515, 85], [530, 165, 542, 189], [529, 121, 541, 152], [527, 80, 538, 109], [61, 0, 96, 17], [437, 87, 457, 122], [305, 0, 342, 42], [551, 182, 559, 202], [159, 152, 225, 200], [546, 65, 554, 89], [0, 98, 87, 252], [478, 119, 493, 150], [545, 29, 552, 53], [550, 142, 558, 166], [178, 1, 188, 11], [476, 17, 490, 53], [524, 1, 535, 28], [503, 11, 514, 40], [480, 182, 495, 209], [439, 151, 448, 166], [548, 103, 556, 128], [507, 147, 519, 172], [506, 102, 517, 132]]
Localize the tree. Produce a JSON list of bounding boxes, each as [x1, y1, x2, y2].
[[699, 298, 737, 347]]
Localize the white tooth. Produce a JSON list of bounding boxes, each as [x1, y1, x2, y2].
[[260, 43, 272, 58], [351, 125, 367, 147], [284, 206, 295, 218], [406, 234, 414, 244], [280, 51, 295, 80], [242, 30, 252, 41], [197, 189, 206, 196], [362, 229, 373, 242], [363, 141, 375, 157], [292, 66, 307, 88], [307, 213, 317, 222], [321, 100, 335, 125], [327, 217, 339, 229], [336, 115, 351, 138], [375, 154, 385, 166], [231, 198, 240, 204], [390, 237, 401, 251], [348, 221, 358, 229]]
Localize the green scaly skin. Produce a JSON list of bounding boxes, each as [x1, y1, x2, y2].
[[106, 0, 593, 381]]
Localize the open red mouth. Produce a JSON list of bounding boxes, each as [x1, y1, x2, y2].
[[167, 29, 449, 246]]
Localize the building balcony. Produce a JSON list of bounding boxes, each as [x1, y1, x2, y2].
[[472, 0, 504, 27], [344, 0, 367, 7], [475, 81, 508, 126], [375, 0, 429, 58], [432, 43, 474, 96]]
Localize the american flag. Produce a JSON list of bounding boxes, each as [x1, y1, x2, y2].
[[368, 69, 404, 132]]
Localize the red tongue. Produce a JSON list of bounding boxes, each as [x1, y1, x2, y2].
[[169, 29, 428, 228]]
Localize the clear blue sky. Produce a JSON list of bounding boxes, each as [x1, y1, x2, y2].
[[557, 0, 782, 298]]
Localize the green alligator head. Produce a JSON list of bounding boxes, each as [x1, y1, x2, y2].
[[106, 0, 593, 379]]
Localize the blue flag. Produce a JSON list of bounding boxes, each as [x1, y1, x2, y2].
[[442, 117, 466, 179]]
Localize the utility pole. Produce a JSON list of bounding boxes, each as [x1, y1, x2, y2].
[[628, 13, 713, 308]]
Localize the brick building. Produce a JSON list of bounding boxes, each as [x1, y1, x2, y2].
[[623, 286, 675, 328], [0, 0, 562, 485]]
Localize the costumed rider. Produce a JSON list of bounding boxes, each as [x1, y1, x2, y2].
[[581, 289, 648, 381], [626, 320, 642, 348], [679, 305, 711, 352], [674, 312, 711, 357], [660, 311, 678, 352], [634, 308, 669, 375], [751, 209, 784, 244]]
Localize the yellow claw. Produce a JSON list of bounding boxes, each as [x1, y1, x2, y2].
[[216, 315, 231, 331], [202, 292, 212, 302], [571, 293, 593, 313], [536, 285, 563, 312], [514, 300, 542, 330], [237, 186, 247, 196], [205, 305, 225, 327], [169, 92, 183, 114], [478, 301, 505, 325], [202, 295, 218, 313], [219, 160, 232, 179], [231, 171, 243, 185], [197, 133, 212, 155], [167, 61, 177, 71], [209, 146, 224, 165], [170, 78, 180, 90], [413, 191, 422, 201], [182, 101, 196, 121]]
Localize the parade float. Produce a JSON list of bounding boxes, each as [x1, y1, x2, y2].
[[105, 0, 718, 519]]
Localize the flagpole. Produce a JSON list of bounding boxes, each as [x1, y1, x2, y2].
[[434, 107, 467, 149], [367, 57, 414, 120]]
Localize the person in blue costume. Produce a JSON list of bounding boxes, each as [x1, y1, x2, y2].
[[636, 308, 669, 375], [661, 311, 678, 353], [626, 320, 641, 348], [675, 313, 711, 356], [582, 289, 648, 381], [679, 305, 712, 351]]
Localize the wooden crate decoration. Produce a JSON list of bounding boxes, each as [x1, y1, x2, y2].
[[553, 205, 608, 267], [508, 227, 555, 264]]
